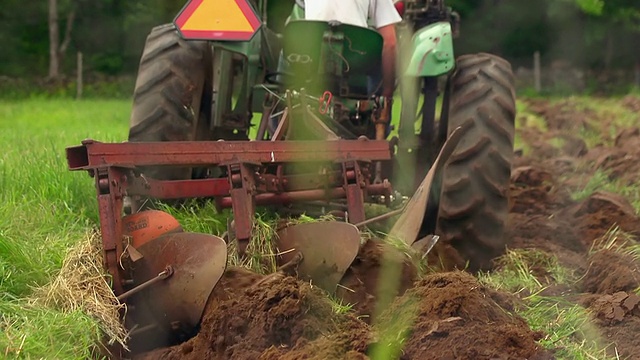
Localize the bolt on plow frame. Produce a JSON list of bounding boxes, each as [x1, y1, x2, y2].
[[65, 0, 516, 354]]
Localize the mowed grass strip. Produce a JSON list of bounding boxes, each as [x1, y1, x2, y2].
[[0, 99, 129, 359]]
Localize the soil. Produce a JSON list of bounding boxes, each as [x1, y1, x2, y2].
[[134, 267, 373, 360], [511, 96, 640, 359], [130, 95, 640, 359], [578, 291, 640, 360], [582, 250, 640, 295], [336, 239, 418, 322], [375, 272, 550, 360], [577, 250, 640, 360]]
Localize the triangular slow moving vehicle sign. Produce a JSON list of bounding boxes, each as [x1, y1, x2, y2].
[[174, 0, 261, 41]]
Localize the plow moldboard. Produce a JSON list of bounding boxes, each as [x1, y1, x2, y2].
[[131, 232, 228, 330], [276, 221, 361, 293]]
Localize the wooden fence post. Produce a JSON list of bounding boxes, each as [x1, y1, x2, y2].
[[76, 51, 83, 99], [534, 51, 541, 93]]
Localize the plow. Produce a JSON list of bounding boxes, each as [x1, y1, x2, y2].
[[65, 0, 516, 355]]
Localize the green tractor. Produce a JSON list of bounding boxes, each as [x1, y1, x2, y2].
[[128, 0, 515, 271], [107, 0, 516, 351]]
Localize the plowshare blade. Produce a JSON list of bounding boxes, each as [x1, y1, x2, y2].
[[411, 235, 440, 259], [387, 125, 466, 246], [129, 232, 227, 333], [276, 221, 361, 294]]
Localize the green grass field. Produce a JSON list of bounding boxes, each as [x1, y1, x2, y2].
[[0, 95, 632, 359], [0, 99, 130, 359]]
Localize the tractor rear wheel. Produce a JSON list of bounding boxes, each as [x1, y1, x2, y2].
[[128, 23, 212, 181], [435, 53, 516, 271]]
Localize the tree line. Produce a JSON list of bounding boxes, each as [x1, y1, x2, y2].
[[0, 0, 638, 79]]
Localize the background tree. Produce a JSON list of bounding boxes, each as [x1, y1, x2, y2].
[[48, 0, 76, 79], [0, 0, 637, 80]]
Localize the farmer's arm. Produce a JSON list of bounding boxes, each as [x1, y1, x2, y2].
[[378, 24, 397, 98], [372, 0, 402, 98]]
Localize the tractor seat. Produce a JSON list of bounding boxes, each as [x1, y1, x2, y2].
[[281, 20, 383, 98]]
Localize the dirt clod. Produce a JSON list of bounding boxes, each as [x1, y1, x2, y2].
[[583, 291, 640, 324], [582, 250, 640, 295]]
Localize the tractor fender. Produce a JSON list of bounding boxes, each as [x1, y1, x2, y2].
[[404, 22, 455, 77]]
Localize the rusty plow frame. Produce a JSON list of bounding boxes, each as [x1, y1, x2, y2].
[[65, 126, 464, 349]]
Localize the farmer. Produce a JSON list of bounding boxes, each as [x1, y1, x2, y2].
[[303, 0, 402, 99], [273, 0, 403, 134]]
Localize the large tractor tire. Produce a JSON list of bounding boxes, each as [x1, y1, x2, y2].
[[128, 23, 212, 181], [435, 53, 516, 272]]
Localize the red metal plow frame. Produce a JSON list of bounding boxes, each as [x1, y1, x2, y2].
[[66, 139, 393, 295]]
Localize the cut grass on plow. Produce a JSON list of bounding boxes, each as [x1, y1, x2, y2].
[[32, 232, 128, 351]]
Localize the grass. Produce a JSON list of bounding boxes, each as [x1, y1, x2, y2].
[[233, 214, 280, 274], [478, 248, 575, 295], [521, 296, 612, 360], [589, 225, 638, 255], [327, 294, 354, 315], [157, 201, 228, 235], [515, 94, 640, 154], [565, 96, 639, 130], [588, 226, 640, 297], [513, 101, 547, 156], [32, 232, 127, 350], [0, 98, 130, 359], [570, 168, 640, 213], [0, 304, 104, 359]]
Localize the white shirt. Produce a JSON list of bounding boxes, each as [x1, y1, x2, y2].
[[304, 0, 402, 29]]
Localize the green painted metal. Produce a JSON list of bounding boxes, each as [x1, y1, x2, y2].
[[202, 0, 388, 117], [405, 22, 455, 77], [282, 20, 382, 97], [207, 2, 307, 118], [287, 3, 305, 23], [207, 29, 263, 132], [194, 0, 275, 123]]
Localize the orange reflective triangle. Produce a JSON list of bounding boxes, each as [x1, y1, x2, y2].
[[175, 0, 261, 41]]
